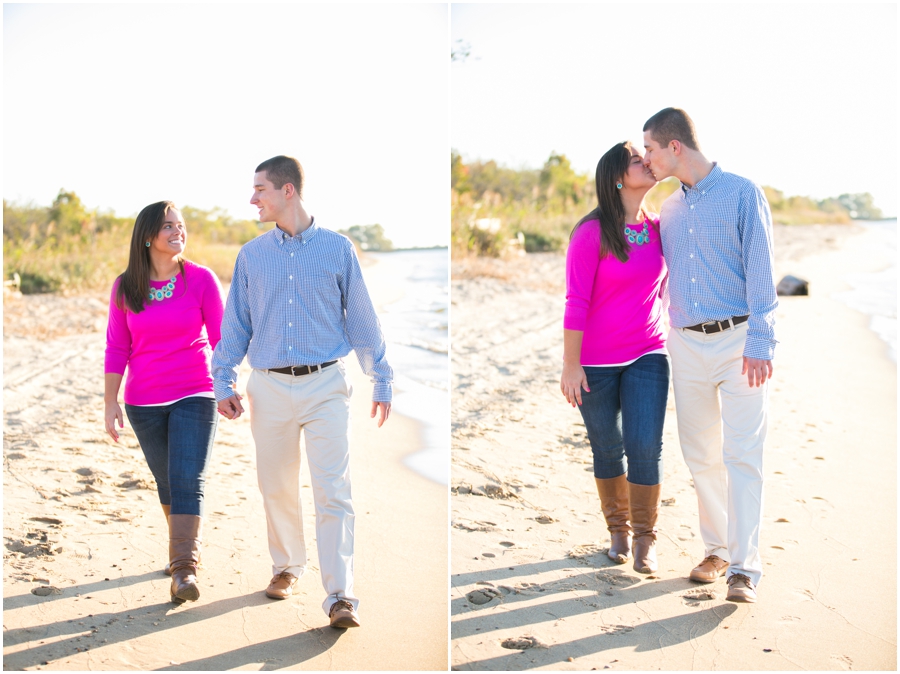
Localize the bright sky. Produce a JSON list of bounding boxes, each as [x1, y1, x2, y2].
[[452, 4, 897, 217], [3, 4, 449, 248]]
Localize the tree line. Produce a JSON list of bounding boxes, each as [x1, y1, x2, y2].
[[452, 151, 884, 256]]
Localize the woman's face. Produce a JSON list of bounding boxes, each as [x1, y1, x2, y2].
[[151, 208, 187, 256], [622, 147, 657, 191]]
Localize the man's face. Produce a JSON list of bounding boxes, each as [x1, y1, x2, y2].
[[642, 130, 676, 181], [250, 171, 287, 223]]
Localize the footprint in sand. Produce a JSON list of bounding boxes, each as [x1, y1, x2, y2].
[[598, 624, 634, 636], [467, 588, 503, 605], [501, 636, 548, 650], [830, 654, 853, 670], [682, 588, 719, 606]]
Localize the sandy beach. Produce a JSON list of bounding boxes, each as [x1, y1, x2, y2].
[[450, 224, 897, 670], [2, 258, 448, 671]]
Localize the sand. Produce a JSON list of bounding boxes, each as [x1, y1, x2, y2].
[[450, 223, 897, 671], [2, 258, 448, 671]]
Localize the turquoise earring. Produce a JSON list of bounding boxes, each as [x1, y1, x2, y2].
[[616, 183, 623, 189], [145, 241, 151, 247]]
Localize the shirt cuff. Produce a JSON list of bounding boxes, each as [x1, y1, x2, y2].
[[372, 381, 392, 403], [743, 335, 775, 361], [214, 381, 236, 401]]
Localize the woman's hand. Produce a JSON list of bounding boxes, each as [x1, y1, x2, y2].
[[560, 361, 590, 407], [105, 400, 124, 442]]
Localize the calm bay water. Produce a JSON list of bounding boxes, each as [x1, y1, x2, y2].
[[834, 219, 897, 362], [370, 249, 449, 484]]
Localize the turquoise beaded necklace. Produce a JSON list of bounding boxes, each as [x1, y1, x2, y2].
[[624, 215, 651, 246], [148, 276, 177, 302]]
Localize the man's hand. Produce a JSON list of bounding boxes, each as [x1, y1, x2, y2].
[[218, 394, 244, 420], [560, 361, 590, 407], [742, 357, 773, 387], [371, 401, 391, 428]]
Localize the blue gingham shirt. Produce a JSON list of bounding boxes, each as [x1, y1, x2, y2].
[[212, 219, 393, 401], [660, 164, 778, 360]]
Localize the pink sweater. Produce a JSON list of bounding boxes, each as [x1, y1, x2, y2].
[[564, 216, 667, 365], [105, 261, 224, 405]]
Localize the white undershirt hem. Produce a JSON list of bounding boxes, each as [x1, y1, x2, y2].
[[583, 346, 669, 368]]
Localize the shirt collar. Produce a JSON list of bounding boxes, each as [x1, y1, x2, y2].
[[272, 216, 319, 244], [681, 162, 722, 195]]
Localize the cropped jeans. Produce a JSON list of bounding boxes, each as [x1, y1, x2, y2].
[[125, 396, 217, 516], [578, 353, 670, 486]]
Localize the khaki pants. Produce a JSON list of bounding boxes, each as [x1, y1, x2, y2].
[[668, 322, 768, 586], [246, 362, 358, 615]]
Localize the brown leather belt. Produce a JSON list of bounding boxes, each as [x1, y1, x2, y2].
[[269, 361, 337, 376], [684, 315, 749, 334]]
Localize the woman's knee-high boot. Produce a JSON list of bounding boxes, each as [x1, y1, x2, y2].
[[169, 514, 202, 603], [594, 475, 632, 563], [629, 482, 662, 574]]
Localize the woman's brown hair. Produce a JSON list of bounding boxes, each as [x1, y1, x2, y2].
[[571, 141, 635, 263]]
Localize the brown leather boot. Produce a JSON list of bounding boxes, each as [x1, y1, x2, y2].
[[169, 514, 202, 604], [161, 505, 172, 576], [629, 482, 662, 574], [594, 475, 632, 564]]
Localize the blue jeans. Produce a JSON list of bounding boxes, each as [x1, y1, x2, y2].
[[125, 396, 217, 516], [578, 353, 670, 486]]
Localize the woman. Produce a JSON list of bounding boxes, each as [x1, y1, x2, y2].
[[104, 201, 224, 603], [560, 141, 669, 574]]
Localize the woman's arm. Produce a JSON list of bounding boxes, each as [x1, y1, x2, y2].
[[104, 373, 124, 441], [560, 328, 589, 407]]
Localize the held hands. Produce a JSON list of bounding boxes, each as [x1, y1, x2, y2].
[[105, 400, 124, 442], [742, 357, 773, 387], [371, 401, 391, 428], [560, 362, 590, 407], [217, 393, 245, 420]]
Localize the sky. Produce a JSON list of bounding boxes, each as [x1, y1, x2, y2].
[[451, 3, 898, 217], [3, 4, 449, 248]]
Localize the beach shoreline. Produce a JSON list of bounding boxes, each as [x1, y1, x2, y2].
[[449, 223, 896, 670]]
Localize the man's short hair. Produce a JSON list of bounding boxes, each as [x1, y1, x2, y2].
[[256, 155, 305, 198], [643, 108, 701, 152]]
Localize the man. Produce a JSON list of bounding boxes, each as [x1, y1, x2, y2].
[[212, 155, 392, 628], [642, 108, 777, 603]]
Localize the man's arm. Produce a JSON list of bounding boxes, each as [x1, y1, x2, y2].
[[212, 251, 253, 418], [339, 241, 393, 409], [740, 183, 778, 386]]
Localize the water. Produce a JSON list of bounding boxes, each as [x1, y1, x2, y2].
[[833, 219, 897, 362], [370, 249, 449, 484]]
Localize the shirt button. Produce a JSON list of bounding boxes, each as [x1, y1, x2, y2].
[[694, 302, 698, 307], [290, 252, 294, 257], [288, 322, 292, 327], [690, 254, 694, 258], [689, 229, 693, 233], [690, 205, 694, 210], [691, 278, 695, 283], [289, 346, 292, 350], [289, 299, 292, 304], [289, 275, 293, 280]]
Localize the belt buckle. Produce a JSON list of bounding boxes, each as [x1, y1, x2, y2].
[[289, 365, 302, 376], [700, 321, 718, 334]]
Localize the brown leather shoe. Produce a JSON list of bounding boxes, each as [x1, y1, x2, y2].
[[329, 599, 360, 628], [265, 571, 298, 600], [594, 475, 632, 564], [726, 573, 757, 603], [690, 554, 729, 583]]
